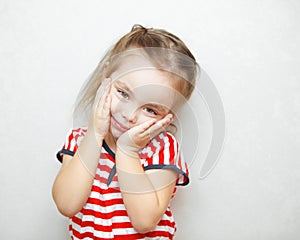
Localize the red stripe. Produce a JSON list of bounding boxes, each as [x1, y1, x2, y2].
[[177, 155, 182, 173], [156, 134, 165, 165], [94, 176, 109, 185], [71, 227, 173, 240], [87, 197, 124, 207], [74, 133, 80, 143], [72, 228, 108, 240], [61, 128, 178, 239], [80, 208, 129, 219], [67, 130, 73, 150], [91, 185, 121, 194], [145, 230, 173, 239], [100, 151, 116, 163], [72, 210, 175, 231], [157, 219, 175, 228], [72, 217, 138, 232], [72, 217, 113, 232], [71, 227, 151, 240], [96, 162, 114, 173], [73, 127, 82, 133], [167, 134, 175, 165], [163, 209, 172, 217], [185, 162, 189, 175], [112, 234, 146, 240]]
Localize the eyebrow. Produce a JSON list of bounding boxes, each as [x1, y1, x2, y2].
[[146, 103, 169, 113], [114, 80, 132, 93]]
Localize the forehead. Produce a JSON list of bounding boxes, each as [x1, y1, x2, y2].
[[114, 68, 174, 88], [113, 69, 178, 110]]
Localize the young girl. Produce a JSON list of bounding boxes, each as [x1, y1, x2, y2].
[[52, 25, 198, 239]]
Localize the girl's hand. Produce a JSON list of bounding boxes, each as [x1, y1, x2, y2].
[[116, 114, 173, 156], [88, 78, 112, 141]]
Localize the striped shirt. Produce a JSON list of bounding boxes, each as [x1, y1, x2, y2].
[[56, 127, 189, 239]]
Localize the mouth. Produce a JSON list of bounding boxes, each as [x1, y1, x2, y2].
[[111, 116, 130, 132]]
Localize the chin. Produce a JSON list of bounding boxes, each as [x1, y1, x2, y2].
[[110, 124, 124, 140]]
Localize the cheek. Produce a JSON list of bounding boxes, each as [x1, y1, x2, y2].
[[110, 94, 121, 114], [135, 112, 161, 125]]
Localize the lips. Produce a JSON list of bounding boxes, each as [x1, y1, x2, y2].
[[111, 116, 130, 132]]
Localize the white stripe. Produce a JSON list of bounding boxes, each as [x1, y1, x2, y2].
[[161, 209, 174, 222], [108, 181, 120, 188], [152, 138, 161, 150], [92, 179, 120, 189], [173, 135, 178, 161], [140, 146, 153, 158], [89, 191, 122, 201], [84, 203, 126, 213], [112, 227, 138, 235], [80, 207, 174, 226], [71, 216, 175, 239], [76, 135, 84, 146], [112, 224, 175, 236], [81, 214, 112, 226], [71, 221, 114, 238], [73, 214, 131, 227], [111, 215, 131, 223], [152, 152, 159, 164], [178, 149, 186, 173], [154, 224, 176, 235], [140, 158, 148, 167], [98, 158, 115, 168], [163, 140, 170, 165], [81, 214, 130, 224], [70, 138, 77, 152], [95, 170, 110, 178], [72, 221, 175, 239], [64, 129, 72, 148]]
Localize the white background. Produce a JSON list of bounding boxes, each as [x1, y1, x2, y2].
[[1, 0, 299, 239]]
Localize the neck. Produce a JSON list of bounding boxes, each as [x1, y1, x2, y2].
[[104, 131, 117, 153]]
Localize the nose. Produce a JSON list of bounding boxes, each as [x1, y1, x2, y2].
[[128, 112, 137, 124], [122, 107, 138, 124]]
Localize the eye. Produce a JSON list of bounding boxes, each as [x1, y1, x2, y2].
[[117, 88, 129, 99], [143, 107, 158, 116]]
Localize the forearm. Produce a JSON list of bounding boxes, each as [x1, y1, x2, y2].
[[116, 149, 159, 200], [52, 130, 102, 217], [115, 148, 176, 232]]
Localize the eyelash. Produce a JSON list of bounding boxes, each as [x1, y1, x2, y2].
[[143, 107, 158, 116], [116, 86, 158, 116], [117, 88, 129, 99]]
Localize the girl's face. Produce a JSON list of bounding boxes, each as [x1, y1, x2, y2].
[[109, 69, 177, 139]]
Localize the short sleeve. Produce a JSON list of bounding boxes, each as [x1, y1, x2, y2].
[[139, 132, 189, 186], [56, 127, 87, 163]]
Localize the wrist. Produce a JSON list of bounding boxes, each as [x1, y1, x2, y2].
[[76, 127, 103, 177], [116, 143, 140, 158], [86, 127, 104, 146]]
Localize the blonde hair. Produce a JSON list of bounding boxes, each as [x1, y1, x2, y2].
[[75, 24, 198, 114]]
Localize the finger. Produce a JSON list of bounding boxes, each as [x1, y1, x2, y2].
[[102, 93, 111, 115], [93, 78, 111, 111], [126, 119, 156, 141], [95, 79, 111, 113], [95, 93, 111, 120], [145, 114, 173, 138], [137, 119, 157, 132], [157, 113, 173, 127]]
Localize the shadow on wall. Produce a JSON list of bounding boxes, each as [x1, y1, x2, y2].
[[171, 67, 226, 238]]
